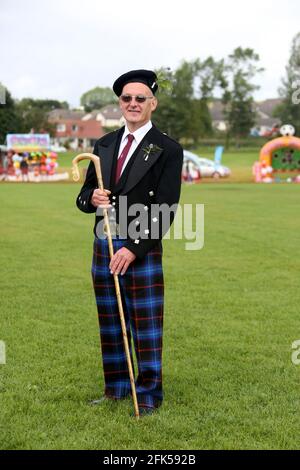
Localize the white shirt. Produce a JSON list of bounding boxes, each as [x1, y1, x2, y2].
[[118, 120, 152, 175]]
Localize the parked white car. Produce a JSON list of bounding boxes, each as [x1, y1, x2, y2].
[[183, 150, 231, 179]]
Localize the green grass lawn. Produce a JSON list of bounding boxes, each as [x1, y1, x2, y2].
[[1, 182, 300, 449]]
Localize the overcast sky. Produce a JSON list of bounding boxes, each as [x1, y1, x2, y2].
[[1, 0, 299, 107]]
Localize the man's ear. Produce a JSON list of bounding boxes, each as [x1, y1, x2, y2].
[[151, 97, 158, 112]]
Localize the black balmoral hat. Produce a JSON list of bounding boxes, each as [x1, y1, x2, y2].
[[113, 69, 158, 97]]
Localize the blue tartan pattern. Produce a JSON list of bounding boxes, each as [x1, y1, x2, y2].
[[91, 237, 164, 409]]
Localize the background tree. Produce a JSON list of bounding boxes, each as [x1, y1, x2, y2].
[[273, 32, 300, 134], [154, 61, 215, 145], [80, 87, 117, 111], [194, 56, 225, 137], [0, 84, 21, 143], [153, 58, 242, 145], [221, 47, 264, 141], [153, 61, 194, 142]]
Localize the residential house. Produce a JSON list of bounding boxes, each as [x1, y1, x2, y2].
[[85, 104, 125, 129], [253, 98, 282, 136], [208, 98, 282, 136], [208, 101, 227, 132], [48, 109, 104, 150]]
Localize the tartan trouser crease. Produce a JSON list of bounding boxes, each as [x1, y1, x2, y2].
[[91, 237, 164, 409]]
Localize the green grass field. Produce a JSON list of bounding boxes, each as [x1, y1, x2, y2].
[[1, 180, 300, 450]]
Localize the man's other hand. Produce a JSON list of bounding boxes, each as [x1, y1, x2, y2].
[[109, 247, 136, 276]]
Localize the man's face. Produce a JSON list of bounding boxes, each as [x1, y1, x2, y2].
[[119, 82, 157, 131]]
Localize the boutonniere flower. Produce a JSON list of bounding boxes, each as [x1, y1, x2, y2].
[[142, 144, 162, 161]]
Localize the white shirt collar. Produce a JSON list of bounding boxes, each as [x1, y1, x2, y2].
[[121, 120, 152, 145]]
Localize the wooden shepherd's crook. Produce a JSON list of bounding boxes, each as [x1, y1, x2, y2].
[[72, 153, 139, 419]]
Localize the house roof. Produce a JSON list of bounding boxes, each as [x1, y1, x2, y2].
[[48, 109, 86, 121], [209, 98, 282, 127], [255, 98, 282, 117], [49, 106, 123, 124], [98, 104, 123, 120]]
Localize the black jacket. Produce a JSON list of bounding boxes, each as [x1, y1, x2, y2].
[[76, 125, 183, 258]]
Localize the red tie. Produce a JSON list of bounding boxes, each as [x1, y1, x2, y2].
[[115, 134, 134, 183]]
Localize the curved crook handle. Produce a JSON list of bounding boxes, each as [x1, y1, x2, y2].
[[72, 153, 104, 190]]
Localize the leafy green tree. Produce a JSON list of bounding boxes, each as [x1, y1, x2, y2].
[[154, 61, 211, 144], [18, 99, 69, 111], [194, 57, 225, 136], [171, 61, 196, 143], [194, 57, 222, 99], [80, 87, 117, 111], [273, 32, 300, 134], [196, 98, 213, 136], [154, 60, 220, 144], [221, 47, 264, 139], [0, 84, 21, 143]]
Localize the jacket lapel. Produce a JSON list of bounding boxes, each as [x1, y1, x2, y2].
[[97, 128, 123, 189], [117, 127, 163, 194]]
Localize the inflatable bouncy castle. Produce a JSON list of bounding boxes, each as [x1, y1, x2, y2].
[[253, 125, 300, 183]]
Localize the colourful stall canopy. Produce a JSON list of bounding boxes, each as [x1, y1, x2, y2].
[[6, 134, 50, 152]]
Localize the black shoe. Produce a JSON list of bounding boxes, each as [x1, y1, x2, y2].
[[140, 407, 155, 416], [132, 406, 156, 417]]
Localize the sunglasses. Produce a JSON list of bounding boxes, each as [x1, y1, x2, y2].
[[120, 94, 154, 104]]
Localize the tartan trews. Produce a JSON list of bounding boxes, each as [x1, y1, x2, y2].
[[91, 237, 164, 409]]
